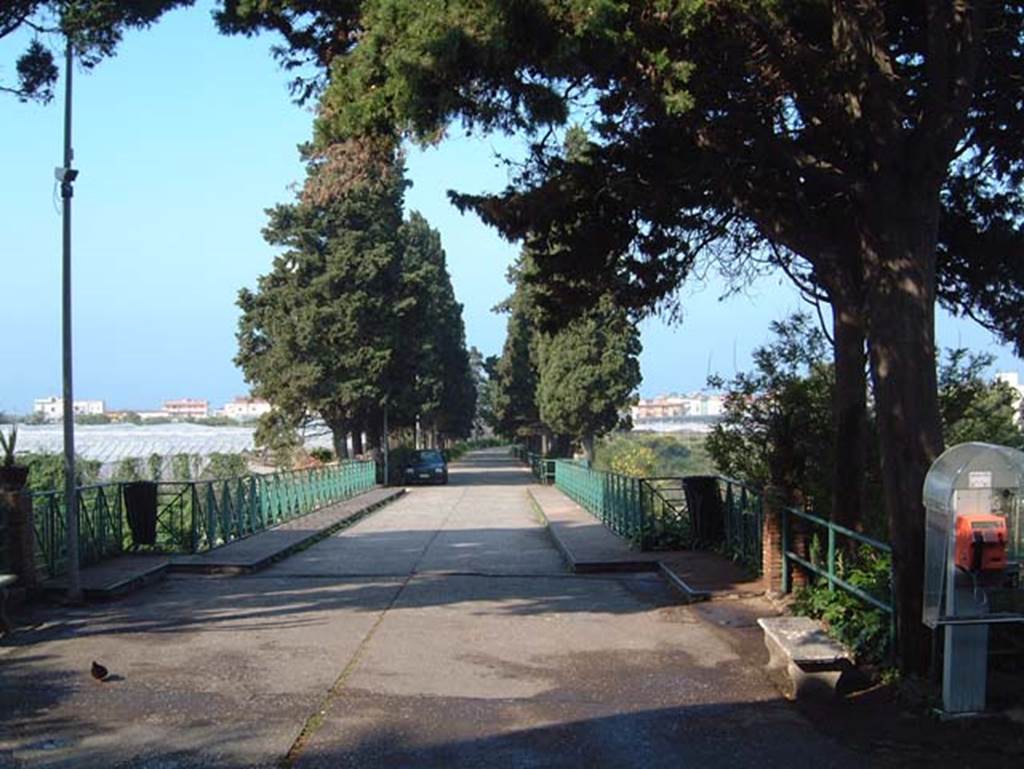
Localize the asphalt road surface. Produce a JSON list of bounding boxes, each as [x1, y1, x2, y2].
[[0, 450, 860, 768]]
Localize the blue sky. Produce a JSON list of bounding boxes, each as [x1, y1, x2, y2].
[[1, 3, 1020, 415]]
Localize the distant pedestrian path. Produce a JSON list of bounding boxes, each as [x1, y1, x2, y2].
[[0, 449, 857, 768]]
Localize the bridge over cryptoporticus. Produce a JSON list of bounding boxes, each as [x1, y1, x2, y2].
[[0, 449, 867, 768]]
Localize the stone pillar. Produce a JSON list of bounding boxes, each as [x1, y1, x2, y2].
[[1, 490, 38, 589]]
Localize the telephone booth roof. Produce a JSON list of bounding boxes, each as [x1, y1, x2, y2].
[[923, 442, 1024, 516]]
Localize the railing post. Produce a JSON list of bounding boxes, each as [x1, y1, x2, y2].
[[636, 478, 646, 550], [250, 476, 259, 531], [738, 487, 748, 564], [206, 483, 217, 550], [192, 483, 201, 553], [781, 505, 791, 594], [827, 524, 836, 592]]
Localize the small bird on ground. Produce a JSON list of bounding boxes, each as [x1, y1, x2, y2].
[[90, 661, 109, 682]]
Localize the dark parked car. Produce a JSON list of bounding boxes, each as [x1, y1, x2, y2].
[[402, 449, 448, 485]]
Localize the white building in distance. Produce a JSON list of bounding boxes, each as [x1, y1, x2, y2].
[[996, 372, 1024, 424], [33, 396, 105, 422], [163, 398, 209, 420], [631, 392, 726, 433], [223, 397, 271, 422]]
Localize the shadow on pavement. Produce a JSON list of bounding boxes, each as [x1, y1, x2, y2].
[[0, 566, 674, 650], [445, 465, 536, 487], [292, 698, 863, 769]]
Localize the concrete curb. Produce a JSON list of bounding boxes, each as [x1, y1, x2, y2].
[[169, 488, 406, 575], [528, 487, 713, 604], [657, 561, 711, 604], [41, 558, 172, 601]]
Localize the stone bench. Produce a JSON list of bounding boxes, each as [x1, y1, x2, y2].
[[757, 616, 854, 700], [0, 573, 17, 633]]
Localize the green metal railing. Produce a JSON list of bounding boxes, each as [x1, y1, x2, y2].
[[515, 442, 894, 652], [781, 505, 895, 650], [554, 459, 647, 545], [510, 445, 556, 484], [638, 477, 691, 549], [719, 477, 764, 573], [31, 461, 377, 578], [550, 460, 761, 556]]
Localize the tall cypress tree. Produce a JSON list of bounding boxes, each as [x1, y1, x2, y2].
[[535, 294, 641, 461], [490, 275, 542, 443], [236, 159, 406, 458]]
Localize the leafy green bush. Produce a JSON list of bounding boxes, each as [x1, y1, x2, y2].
[[22, 452, 101, 494], [791, 547, 892, 663], [308, 447, 334, 463], [608, 443, 657, 477], [595, 432, 715, 477], [200, 452, 249, 480], [111, 457, 145, 483]]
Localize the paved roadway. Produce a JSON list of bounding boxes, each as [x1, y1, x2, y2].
[[0, 449, 859, 768]]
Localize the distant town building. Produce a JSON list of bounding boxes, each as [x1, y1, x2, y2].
[[223, 397, 271, 421], [996, 372, 1024, 424], [33, 396, 105, 422], [630, 392, 726, 433], [163, 398, 209, 420]]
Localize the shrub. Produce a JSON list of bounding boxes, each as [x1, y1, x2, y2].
[[791, 547, 892, 663], [308, 447, 334, 463]]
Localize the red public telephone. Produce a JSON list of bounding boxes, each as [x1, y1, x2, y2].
[[954, 514, 1009, 573]]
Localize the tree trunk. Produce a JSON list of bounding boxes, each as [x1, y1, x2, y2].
[[331, 428, 350, 460], [352, 429, 364, 456], [828, 273, 869, 533], [581, 433, 595, 463], [862, 194, 945, 675]]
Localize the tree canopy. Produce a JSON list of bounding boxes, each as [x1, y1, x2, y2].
[[2, 0, 193, 102], [535, 293, 641, 460], [489, 271, 542, 442], [236, 156, 475, 457], [486, 254, 640, 458], [219, 0, 1024, 671], [396, 211, 477, 442]]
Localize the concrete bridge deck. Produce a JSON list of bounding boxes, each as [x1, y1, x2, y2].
[[0, 449, 860, 768]]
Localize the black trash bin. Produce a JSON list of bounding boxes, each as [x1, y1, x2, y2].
[[682, 476, 724, 546], [123, 481, 158, 547]]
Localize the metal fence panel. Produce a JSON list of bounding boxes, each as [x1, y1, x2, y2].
[[30, 460, 377, 579]]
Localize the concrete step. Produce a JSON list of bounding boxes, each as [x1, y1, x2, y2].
[[528, 485, 765, 603]]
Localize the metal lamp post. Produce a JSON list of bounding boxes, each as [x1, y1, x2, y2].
[[57, 37, 81, 601]]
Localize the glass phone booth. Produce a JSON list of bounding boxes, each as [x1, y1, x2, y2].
[[923, 442, 1024, 716]]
